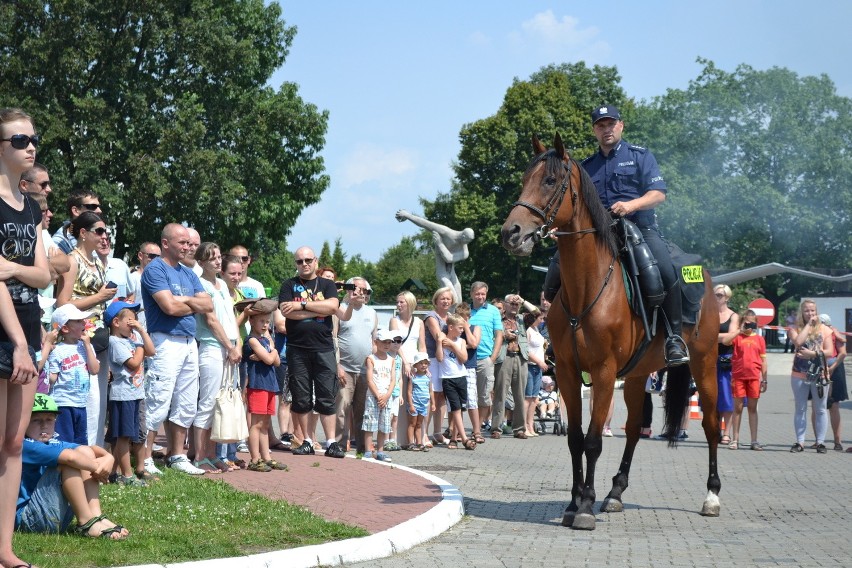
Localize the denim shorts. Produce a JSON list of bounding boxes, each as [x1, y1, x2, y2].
[[526, 365, 543, 397], [16, 468, 75, 533]]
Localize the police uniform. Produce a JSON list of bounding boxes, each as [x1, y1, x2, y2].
[[542, 105, 688, 364]]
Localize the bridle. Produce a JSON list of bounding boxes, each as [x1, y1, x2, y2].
[[511, 155, 597, 241], [510, 151, 615, 385]]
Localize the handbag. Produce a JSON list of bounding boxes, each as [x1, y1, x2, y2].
[[0, 342, 37, 379], [210, 362, 249, 443], [717, 353, 732, 372]]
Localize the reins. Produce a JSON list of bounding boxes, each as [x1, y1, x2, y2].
[[510, 152, 617, 386]]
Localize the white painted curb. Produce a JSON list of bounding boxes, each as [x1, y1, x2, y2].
[[118, 459, 464, 568]]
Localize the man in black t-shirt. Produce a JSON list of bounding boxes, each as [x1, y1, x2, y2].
[[278, 246, 345, 458]]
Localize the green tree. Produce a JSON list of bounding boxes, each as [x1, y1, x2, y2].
[[421, 62, 629, 297], [632, 59, 852, 311], [331, 238, 347, 277], [0, 0, 328, 258], [368, 237, 438, 304]]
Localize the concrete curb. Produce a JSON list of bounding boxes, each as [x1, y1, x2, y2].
[[118, 458, 463, 568]]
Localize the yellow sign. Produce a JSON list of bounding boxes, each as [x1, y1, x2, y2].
[[681, 265, 704, 283]]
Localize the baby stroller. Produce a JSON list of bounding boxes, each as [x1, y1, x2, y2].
[[535, 372, 567, 435]]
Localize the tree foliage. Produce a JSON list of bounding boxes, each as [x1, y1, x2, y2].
[[0, 0, 328, 259], [420, 62, 629, 298], [631, 59, 852, 308]]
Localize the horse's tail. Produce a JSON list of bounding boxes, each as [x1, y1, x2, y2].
[[662, 365, 692, 448]]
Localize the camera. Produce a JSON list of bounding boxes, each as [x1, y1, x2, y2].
[[343, 283, 357, 291]]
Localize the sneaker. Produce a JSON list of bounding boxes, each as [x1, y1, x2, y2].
[[325, 441, 345, 459], [236, 442, 249, 453], [248, 459, 272, 472], [280, 433, 293, 449], [292, 440, 315, 455], [151, 443, 165, 452], [363, 451, 374, 459], [677, 431, 689, 440], [265, 459, 288, 471], [501, 425, 513, 436], [482, 420, 492, 432], [603, 427, 613, 437], [375, 452, 392, 463], [143, 457, 163, 475], [117, 474, 147, 487], [383, 440, 401, 452], [167, 455, 205, 475]]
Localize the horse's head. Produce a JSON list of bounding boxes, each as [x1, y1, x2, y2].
[[501, 133, 576, 256]]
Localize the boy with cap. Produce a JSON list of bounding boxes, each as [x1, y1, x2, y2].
[[106, 301, 155, 485], [362, 329, 401, 462], [44, 304, 99, 444], [17, 393, 129, 539]]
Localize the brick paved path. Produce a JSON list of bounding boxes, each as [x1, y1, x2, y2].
[[345, 353, 852, 567]]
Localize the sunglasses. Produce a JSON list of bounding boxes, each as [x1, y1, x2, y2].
[[391, 338, 404, 344], [26, 180, 51, 189], [295, 258, 315, 266], [236, 255, 250, 262], [1, 134, 39, 149], [714, 293, 725, 298], [89, 227, 108, 236], [145, 253, 160, 260], [80, 203, 101, 211]]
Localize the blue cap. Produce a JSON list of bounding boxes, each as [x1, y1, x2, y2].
[[591, 105, 621, 124], [104, 301, 141, 326]]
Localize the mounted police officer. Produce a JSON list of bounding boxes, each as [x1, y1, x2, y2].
[[543, 104, 689, 366]]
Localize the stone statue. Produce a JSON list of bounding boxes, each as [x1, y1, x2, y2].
[[396, 209, 475, 305]]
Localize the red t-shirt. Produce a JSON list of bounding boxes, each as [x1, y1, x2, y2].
[[731, 333, 766, 380]]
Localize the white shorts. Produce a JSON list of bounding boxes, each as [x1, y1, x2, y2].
[[195, 342, 233, 430], [429, 357, 443, 393], [145, 333, 199, 431], [389, 393, 401, 417], [465, 367, 478, 410]]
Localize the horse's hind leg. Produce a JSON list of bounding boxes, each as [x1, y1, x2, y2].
[[693, 359, 722, 516], [601, 377, 645, 513]]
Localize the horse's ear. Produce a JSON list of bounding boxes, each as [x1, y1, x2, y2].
[[554, 132, 567, 160], [532, 135, 547, 155]]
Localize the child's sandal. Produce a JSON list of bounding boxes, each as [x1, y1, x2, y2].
[[463, 439, 477, 450], [447, 440, 458, 449]]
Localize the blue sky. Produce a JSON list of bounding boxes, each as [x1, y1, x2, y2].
[[274, 1, 852, 262]]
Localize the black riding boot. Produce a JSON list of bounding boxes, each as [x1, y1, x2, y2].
[[661, 280, 689, 366], [542, 251, 561, 303]]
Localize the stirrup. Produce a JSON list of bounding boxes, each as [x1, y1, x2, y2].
[[664, 335, 690, 366]]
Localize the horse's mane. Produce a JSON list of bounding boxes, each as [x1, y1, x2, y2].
[[527, 149, 618, 257]]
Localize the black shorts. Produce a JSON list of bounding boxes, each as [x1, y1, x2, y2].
[[287, 349, 338, 415], [441, 375, 468, 412]]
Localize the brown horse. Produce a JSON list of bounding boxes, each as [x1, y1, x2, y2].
[[501, 134, 721, 530]]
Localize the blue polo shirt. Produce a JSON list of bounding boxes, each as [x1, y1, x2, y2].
[[469, 303, 503, 360], [581, 139, 666, 227], [140, 257, 204, 336]]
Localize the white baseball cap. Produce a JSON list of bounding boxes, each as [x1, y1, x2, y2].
[[51, 304, 93, 327], [376, 329, 403, 342], [412, 352, 429, 365]]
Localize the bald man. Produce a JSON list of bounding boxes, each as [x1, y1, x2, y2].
[[140, 223, 212, 475]]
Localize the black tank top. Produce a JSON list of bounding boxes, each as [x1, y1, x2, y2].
[[718, 313, 733, 356]]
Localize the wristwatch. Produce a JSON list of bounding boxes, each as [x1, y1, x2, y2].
[[300, 301, 307, 310]]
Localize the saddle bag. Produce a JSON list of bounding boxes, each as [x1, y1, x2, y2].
[[620, 219, 665, 309]]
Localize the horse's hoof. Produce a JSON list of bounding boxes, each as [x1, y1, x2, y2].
[[600, 497, 623, 513], [700, 491, 721, 517], [561, 511, 575, 527], [571, 512, 596, 530]]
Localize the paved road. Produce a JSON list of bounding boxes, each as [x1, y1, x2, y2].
[[351, 353, 852, 567]]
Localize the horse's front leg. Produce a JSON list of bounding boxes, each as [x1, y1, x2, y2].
[[692, 358, 722, 516], [562, 389, 585, 527], [572, 426, 602, 530], [601, 376, 645, 513]]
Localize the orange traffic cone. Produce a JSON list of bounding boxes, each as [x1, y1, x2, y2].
[[689, 393, 702, 420]]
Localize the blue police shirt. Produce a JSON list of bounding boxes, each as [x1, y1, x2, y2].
[[581, 139, 666, 227]]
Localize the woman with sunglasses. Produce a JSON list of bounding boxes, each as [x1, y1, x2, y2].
[[0, 108, 51, 568], [714, 284, 739, 445], [56, 211, 118, 448]]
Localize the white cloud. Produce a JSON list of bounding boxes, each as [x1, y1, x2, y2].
[[339, 143, 418, 188], [468, 30, 491, 48], [509, 10, 610, 61]]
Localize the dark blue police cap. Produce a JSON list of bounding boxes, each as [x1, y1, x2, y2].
[[591, 105, 621, 124]]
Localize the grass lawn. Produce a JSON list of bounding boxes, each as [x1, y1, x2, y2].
[[14, 472, 368, 568]]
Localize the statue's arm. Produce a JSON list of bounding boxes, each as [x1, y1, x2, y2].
[[396, 209, 449, 235]]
